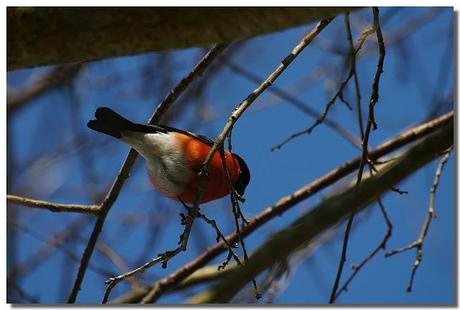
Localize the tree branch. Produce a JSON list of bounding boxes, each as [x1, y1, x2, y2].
[[189, 115, 452, 303], [8, 8, 356, 70], [6, 194, 99, 215], [384, 146, 453, 292]]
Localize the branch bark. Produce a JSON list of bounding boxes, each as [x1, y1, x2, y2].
[[7, 7, 356, 70]]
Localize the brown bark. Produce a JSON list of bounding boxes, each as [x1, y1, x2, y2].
[[8, 7, 355, 70]]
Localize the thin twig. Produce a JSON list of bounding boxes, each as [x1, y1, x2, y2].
[[103, 203, 199, 303], [273, 24, 376, 150], [305, 26, 375, 135], [329, 7, 385, 304], [6, 194, 100, 215], [345, 13, 364, 139], [391, 186, 409, 195], [123, 112, 452, 304], [385, 146, 452, 292], [334, 199, 393, 298], [67, 43, 228, 303], [96, 242, 140, 289], [219, 146, 260, 298], [222, 60, 361, 150], [180, 199, 243, 269]]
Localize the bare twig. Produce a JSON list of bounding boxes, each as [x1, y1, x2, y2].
[[345, 13, 364, 139], [222, 60, 361, 150], [385, 146, 452, 292], [6, 194, 100, 215], [219, 146, 260, 298], [329, 7, 385, 304], [332, 158, 399, 301], [274, 24, 376, 150], [334, 199, 392, 299], [96, 242, 140, 288], [305, 27, 375, 135], [334, 162, 394, 300], [108, 202, 206, 299], [391, 186, 409, 195], [67, 43, 228, 303], [120, 112, 452, 303]]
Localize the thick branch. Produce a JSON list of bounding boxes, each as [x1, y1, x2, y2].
[[8, 7, 355, 70], [190, 115, 453, 303]]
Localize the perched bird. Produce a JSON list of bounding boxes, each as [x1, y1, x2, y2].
[[87, 107, 250, 204]]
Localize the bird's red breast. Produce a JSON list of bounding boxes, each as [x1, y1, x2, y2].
[[171, 132, 240, 204]]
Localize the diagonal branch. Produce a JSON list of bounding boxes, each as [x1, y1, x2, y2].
[[189, 115, 453, 303], [199, 18, 335, 174]]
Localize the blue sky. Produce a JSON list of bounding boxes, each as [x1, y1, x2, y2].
[[7, 7, 454, 304]]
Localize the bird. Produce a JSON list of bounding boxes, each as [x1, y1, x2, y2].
[[87, 107, 250, 204]]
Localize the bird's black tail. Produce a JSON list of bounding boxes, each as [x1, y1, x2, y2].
[[87, 107, 135, 139]]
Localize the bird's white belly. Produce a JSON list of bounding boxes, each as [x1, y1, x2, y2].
[[121, 131, 192, 196], [146, 156, 192, 196]]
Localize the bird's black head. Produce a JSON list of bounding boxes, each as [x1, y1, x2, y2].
[[232, 153, 250, 196]]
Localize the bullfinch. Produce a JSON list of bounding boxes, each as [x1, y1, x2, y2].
[[87, 107, 250, 204]]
